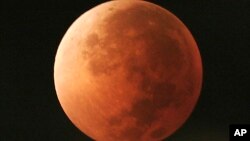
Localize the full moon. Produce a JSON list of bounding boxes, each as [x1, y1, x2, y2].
[[54, 1, 202, 141]]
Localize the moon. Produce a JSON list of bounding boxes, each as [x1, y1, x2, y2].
[[54, 1, 202, 141]]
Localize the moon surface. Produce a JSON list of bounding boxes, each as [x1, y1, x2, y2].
[[54, 1, 202, 141]]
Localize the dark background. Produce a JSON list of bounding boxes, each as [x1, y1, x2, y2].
[[1, 0, 249, 140]]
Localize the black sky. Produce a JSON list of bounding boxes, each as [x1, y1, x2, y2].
[[1, 0, 250, 141]]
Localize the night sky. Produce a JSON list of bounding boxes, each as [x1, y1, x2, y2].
[[2, 0, 249, 141]]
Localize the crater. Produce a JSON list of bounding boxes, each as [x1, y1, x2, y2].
[[86, 33, 99, 47], [150, 127, 166, 139]]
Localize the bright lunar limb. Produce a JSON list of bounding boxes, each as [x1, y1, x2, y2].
[[54, 1, 202, 141]]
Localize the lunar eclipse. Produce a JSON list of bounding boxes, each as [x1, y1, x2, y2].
[[54, 0, 202, 141]]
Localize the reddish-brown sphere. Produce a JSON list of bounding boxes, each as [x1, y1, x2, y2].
[[54, 1, 202, 141]]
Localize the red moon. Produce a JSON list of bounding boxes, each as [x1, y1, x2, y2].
[[54, 1, 202, 141]]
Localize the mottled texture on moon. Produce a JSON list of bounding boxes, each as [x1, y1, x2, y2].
[[54, 1, 202, 141]]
